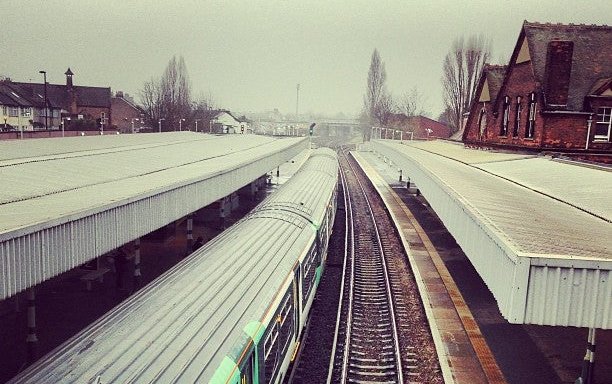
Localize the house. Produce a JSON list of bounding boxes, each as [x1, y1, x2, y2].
[[111, 91, 144, 133], [463, 21, 612, 162], [210, 110, 242, 134], [387, 114, 450, 139], [0, 80, 57, 131], [1, 68, 112, 132]]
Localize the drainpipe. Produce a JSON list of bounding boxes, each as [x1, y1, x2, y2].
[[585, 114, 593, 150]]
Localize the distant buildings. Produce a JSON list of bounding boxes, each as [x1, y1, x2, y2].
[[463, 21, 612, 162], [387, 114, 451, 139], [209, 110, 244, 134], [0, 69, 111, 132]]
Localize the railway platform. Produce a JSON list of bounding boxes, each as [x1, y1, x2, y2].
[[352, 148, 611, 384]]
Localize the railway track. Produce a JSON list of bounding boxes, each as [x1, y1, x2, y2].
[[328, 147, 410, 384]]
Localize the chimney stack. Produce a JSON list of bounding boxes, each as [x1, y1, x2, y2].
[[544, 41, 573, 108]]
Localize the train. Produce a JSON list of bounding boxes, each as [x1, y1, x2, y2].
[[10, 148, 339, 384]]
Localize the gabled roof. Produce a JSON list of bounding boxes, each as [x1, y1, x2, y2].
[[0, 82, 41, 107], [520, 21, 611, 111], [589, 77, 612, 95], [483, 65, 507, 104], [12, 82, 111, 109]]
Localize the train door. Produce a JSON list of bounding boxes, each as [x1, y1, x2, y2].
[[293, 267, 301, 334]]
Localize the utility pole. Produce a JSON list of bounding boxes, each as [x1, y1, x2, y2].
[[38, 71, 48, 130], [296, 83, 300, 121]]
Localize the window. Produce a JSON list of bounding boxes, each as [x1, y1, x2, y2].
[[526, 93, 537, 138], [594, 107, 611, 141], [9, 107, 19, 117], [500, 96, 509, 136], [478, 108, 487, 139], [1, 106, 7, 116], [302, 247, 318, 302], [21, 107, 31, 117], [513, 96, 522, 137], [263, 322, 279, 382]]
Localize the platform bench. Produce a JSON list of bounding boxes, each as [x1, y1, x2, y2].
[[80, 267, 110, 291]]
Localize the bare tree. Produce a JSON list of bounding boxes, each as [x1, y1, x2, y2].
[[161, 55, 192, 129], [442, 35, 490, 133], [364, 49, 394, 128], [192, 93, 216, 132], [140, 55, 192, 131], [398, 86, 430, 117], [140, 77, 163, 128], [374, 91, 395, 127]]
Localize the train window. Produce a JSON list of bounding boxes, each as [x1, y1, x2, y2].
[[279, 291, 294, 355], [264, 323, 279, 382], [302, 247, 317, 302]]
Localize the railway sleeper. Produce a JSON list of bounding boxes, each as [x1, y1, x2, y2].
[[349, 363, 397, 370], [348, 369, 397, 377]]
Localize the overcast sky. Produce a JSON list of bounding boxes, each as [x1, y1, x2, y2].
[[2, 0, 611, 118]]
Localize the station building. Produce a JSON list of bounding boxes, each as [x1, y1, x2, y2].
[[463, 21, 612, 163]]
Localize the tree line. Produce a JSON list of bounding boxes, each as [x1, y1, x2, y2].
[[140, 55, 217, 132], [362, 35, 490, 137]]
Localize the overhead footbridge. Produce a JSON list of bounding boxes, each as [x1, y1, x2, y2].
[[0, 132, 307, 300], [371, 139, 611, 329]]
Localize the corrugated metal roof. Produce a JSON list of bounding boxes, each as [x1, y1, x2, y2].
[[0, 133, 308, 299], [10, 148, 338, 384], [372, 140, 611, 328]]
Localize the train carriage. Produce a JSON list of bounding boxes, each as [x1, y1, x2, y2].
[[10, 148, 339, 384]]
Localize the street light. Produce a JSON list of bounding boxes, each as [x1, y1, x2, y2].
[[195, 119, 200, 132], [178, 118, 185, 131], [38, 71, 48, 130], [130, 118, 141, 134], [158, 118, 165, 133]]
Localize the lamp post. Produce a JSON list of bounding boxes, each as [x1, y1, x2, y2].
[[195, 119, 200, 132], [178, 118, 185, 131], [158, 118, 165, 133], [38, 71, 48, 130]]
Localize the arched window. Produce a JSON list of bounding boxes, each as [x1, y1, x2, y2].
[[526, 93, 537, 138], [478, 108, 487, 140], [500, 96, 510, 136], [513, 96, 522, 137]]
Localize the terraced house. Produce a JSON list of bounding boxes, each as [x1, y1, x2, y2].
[[463, 21, 612, 163], [0, 68, 111, 132]]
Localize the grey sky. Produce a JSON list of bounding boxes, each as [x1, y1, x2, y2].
[[2, 0, 611, 118]]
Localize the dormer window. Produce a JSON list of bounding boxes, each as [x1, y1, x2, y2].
[[526, 92, 537, 138], [500, 96, 509, 136], [513, 96, 522, 137], [594, 107, 611, 142]]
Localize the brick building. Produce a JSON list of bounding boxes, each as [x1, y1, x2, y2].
[[111, 91, 144, 133], [1, 68, 111, 132], [388, 114, 450, 139], [463, 21, 612, 162]]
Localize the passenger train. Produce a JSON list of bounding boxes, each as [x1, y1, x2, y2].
[[10, 148, 339, 384]]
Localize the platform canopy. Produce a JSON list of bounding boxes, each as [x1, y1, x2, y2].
[[0, 132, 307, 300], [372, 139, 611, 329]]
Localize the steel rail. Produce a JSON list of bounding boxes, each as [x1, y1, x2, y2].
[[326, 146, 354, 384], [343, 148, 404, 384]]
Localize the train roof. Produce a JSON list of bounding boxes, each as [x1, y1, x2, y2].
[[10, 148, 339, 383]]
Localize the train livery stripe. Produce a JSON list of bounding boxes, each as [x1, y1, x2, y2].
[[315, 265, 323, 286], [210, 356, 240, 384]]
